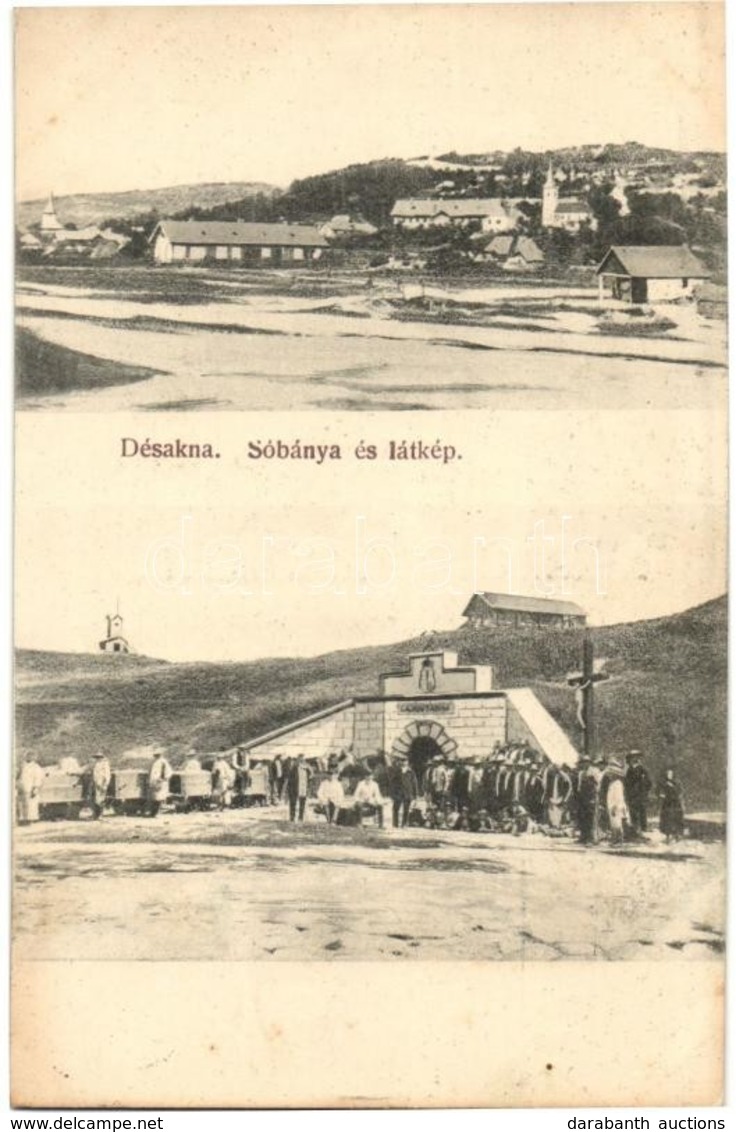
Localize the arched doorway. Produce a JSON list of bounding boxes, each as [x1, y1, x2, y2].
[[391, 719, 458, 791], [407, 736, 442, 791]]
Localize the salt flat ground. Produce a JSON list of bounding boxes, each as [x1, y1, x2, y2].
[[14, 807, 725, 961], [16, 271, 726, 412]]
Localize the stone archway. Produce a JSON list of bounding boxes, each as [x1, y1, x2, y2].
[[391, 720, 458, 791]]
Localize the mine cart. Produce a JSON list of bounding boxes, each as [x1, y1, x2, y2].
[[111, 769, 150, 815], [38, 769, 88, 820], [241, 764, 269, 806], [169, 770, 215, 812]]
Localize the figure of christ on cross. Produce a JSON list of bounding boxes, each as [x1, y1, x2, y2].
[[567, 630, 610, 757]]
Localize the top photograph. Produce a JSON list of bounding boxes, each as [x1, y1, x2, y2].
[[15, 3, 726, 414]]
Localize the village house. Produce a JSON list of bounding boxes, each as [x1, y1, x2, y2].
[[462, 593, 587, 630], [44, 226, 129, 260], [318, 214, 378, 240], [481, 234, 545, 271], [19, 194, 129, 261], [596, 245, 710, 304], [149, 219, 328, 266], [391, 198, 522, 232]]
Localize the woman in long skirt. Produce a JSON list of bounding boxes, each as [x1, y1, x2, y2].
[[659, 768, 685, 843]]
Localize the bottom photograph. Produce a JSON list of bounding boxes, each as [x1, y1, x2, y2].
[[14, 592, 725, 965]]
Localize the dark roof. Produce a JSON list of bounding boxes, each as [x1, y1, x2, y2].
[[597, 245, 709, 279], [152, 220, 327, 249], [555, 199, 591, 215], [463, 592, 587, 618]]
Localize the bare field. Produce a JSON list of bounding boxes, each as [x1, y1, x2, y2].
[[15, 267, 726, 411], [14, 806, 725, 962]]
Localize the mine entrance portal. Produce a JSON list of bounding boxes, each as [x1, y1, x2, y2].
[[407, 736, 443, 792]]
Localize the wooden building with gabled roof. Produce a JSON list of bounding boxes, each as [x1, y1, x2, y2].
[[462, 592, 587, 630], [596, 245, 710, 304], [149, 219, 328, 266]]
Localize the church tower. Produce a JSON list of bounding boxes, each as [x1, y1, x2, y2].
[[542, 161, 559, 228], [40, 193, 63, 234], [99, 603, 131, 654]]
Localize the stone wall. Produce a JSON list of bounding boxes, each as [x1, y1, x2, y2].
[[383, 696, 507, 761], [352, 701, 386, 759], [246, 702, 355, 761]]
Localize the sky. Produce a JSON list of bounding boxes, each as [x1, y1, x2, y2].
[[15, 409, 727, 662], [15, 500, 727, 662], [15, 2, 726, 201]]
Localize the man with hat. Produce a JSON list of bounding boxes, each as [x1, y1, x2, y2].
[[576, 756, 602, 844], [16, 752, 45, 825], [386, 754, 418, 828], [212, 751, 236, 810], [625, 749, 652, 837], [231, 745, 251, 794], [604, 756, 629, 846], [285, 753, 311, 822], [148, 746, 172, 817], [317, 767, 345, 825], [182, 749, 202, 772], [353, 769, 385, 828], [89, 749, 112, 820]]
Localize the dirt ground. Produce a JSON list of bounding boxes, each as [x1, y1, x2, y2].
[[14, 805, 725, 962]]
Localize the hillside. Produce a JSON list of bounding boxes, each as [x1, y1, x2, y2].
[[173, 143, 726, 230], [16, 181, 279, 231], [15, 595, 726, 809]]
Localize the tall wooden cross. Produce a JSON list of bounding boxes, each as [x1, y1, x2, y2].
[[567, 629, 610, 757]]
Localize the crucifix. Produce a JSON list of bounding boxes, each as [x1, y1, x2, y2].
[[566, 629, 609, 757]]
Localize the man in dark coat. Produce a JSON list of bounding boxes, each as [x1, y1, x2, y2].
[[387, 756, 418, 828], [576, 757, 601, 844], [285, 753, 311, 822], [625, 750, 652, 836], [658, 767, 685, 842]]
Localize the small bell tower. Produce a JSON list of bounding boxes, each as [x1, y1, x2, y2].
[[99, 600, 131, 654]]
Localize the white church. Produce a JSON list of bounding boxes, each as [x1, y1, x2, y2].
[[542, 163, 596, 232]]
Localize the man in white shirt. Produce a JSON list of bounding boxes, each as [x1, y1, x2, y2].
[[148, 747, 172, 816], [353, 771, 385, 828], [89, 750, 112, 819], [212, 755, 236, 810], [17, 755, 45, 824], [317, 770, 345, 824]]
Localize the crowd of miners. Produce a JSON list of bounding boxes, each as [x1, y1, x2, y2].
[[274, 742, 686, 843], [16, 740, 686, 844]]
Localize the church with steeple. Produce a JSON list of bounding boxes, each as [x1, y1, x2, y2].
[[39, 193, 64, 235], [99, 605, 131, 654], [541, 162, 596, 232]]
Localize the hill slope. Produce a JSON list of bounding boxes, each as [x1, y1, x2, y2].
[[16, 181, 279, 230], [15, 596, 726, 809]]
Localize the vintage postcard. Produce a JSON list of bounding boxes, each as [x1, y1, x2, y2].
[[12, 2, 727, 1111]]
